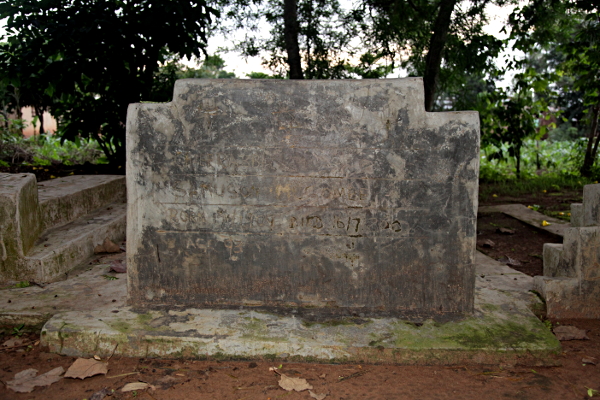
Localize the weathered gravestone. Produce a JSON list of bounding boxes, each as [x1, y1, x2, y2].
[[127, 78, 480, 321]]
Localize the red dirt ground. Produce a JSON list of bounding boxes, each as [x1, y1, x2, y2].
[[1, 319, 600, 400]]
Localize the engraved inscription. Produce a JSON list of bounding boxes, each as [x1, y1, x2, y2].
[[128, 79, 480, 316]]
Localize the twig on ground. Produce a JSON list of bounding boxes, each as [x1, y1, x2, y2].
[[107, 343, 118, 361], [337, 370, 367, 382], [106, 372, 139, 379]]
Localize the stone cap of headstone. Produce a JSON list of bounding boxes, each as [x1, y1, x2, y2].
[[126, 78, 480, 321], [582, 184, 600, 227], [571, 203, 583, 227]]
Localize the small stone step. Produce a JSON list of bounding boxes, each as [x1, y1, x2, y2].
[[543, 243, 564, 277], [22, 202, 126, 282], [37, 175, 125, 231]]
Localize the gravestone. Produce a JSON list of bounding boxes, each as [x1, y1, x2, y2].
[[126, 78, 480, 321]]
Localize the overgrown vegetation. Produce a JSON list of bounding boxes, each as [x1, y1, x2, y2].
[[479, 174, 593, 200], [480, 139, 596, 181], [0, 117, 106, 167]]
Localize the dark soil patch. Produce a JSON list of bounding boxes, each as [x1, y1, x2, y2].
[[477, 212, 562, 276]]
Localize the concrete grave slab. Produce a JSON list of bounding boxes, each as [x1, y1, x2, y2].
[[538, 183, 600, 318], [126, 78, 480, 321], [0, 252, 127, 328], [0, 174, 126, 283], [0, 173, 42, 277], [478, 204, 569, 238]]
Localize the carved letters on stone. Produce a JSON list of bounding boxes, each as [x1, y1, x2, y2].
[[126, 78, 480, 320]]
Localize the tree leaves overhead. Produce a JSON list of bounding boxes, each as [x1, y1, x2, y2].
[[227, 0, 363, 79], [507, 0, 600, 176], [356, 0, 504, 111], [0, 0, 220, 164]]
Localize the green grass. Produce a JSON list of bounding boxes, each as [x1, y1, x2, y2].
[[479, 175, 594, 199]]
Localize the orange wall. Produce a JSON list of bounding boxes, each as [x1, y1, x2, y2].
[[20, 107, 58, 137]]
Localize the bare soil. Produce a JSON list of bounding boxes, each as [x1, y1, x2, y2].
[[476, 213, 562, 277], [1, 169, 598, 398], [1, 320, 600, 400]]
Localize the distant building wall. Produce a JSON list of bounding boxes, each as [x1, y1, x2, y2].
[[9, 107, 58, 137]]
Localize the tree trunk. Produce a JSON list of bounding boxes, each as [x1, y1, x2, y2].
[[34, 105, 45, 135], [516, 144, 522, 179], [581, 104, 600, 177], [423, 0, 457, 112], [283, 0, 304, 79]]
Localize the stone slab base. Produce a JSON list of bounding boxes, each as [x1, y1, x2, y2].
[[0, 253, 127, 328], [40, 254, 560, 366], [40, 306, 559, 366], [535, 276, 600, 319]]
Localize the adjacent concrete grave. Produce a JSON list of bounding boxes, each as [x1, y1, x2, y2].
[[537, 183, 600, 318], [0, 174, 126, 283], [126, 78, 480, 320]]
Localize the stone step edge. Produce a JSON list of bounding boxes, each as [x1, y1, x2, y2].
[[478, 204, 569, 238], [22, 202, 126, 283], [37, 175, 126, 232]]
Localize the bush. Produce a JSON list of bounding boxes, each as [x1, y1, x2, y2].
[[480, 139, 590, 181], [0, 117, 106, 166], [0, 117, 32, 165]]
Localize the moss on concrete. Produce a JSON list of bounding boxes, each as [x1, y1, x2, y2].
[[240, 317, 289, 342], [302, 317, 372, 328], [109, 320, 132, 334], [385, 316, 560, 352], [137, 313, 153, 325]]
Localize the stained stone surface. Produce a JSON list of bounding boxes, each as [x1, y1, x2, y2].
[[126, 78, 480, 320]]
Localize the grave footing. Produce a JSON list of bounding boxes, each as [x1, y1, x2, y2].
[[40, 253, 560, 366]]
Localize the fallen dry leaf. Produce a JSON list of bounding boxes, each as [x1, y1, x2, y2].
[[3, 337, 26, 347], [109, 260, 127, 273], [94, 238, 121, 254], [7, 366, 64, 393], [309, 390, 328, 399], [65, 358, 108, 379], [583, 356, 597, 365], [278, 373, 313, 392], [554, 325, 589, 341], [122, 382, 156, 392]]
